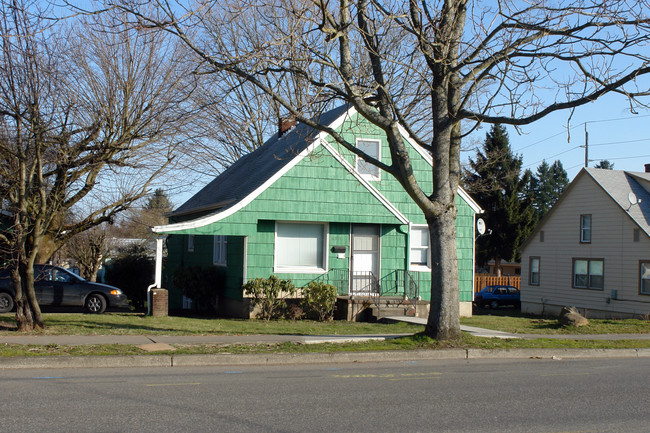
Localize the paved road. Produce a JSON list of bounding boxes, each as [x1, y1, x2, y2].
[[1, 358, 648, 433]]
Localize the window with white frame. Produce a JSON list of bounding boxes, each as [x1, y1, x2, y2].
[[410, 225, 430, 270], [275, 222, 327, 272], [580, 214, 592, 243], [640, 261, 650, 295], [356, 139, 381, 181], [573, 258, 603, 290], [213, 235, 227, 266], [187, 234, 195, 252], [529, 257, 540, 286]]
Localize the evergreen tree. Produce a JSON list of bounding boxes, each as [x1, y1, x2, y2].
[[595, 160, 614, 170], [530, 160, 569, 220], [118, 189, 174, 238], [464, 124, 537, 273]]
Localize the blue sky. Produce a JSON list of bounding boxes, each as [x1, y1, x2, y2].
[[463, 92, 650, 180]]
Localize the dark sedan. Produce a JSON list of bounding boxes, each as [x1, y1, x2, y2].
[[473, 285, 521, 310], [0, 265, 129, 313]]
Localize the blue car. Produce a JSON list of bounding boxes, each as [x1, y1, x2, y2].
[[473, 285, 520, 310]]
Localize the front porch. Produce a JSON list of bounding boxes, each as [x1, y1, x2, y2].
[[316, 269, 430, 321]]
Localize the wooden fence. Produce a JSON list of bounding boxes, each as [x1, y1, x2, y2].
[[474, 274, 520, 292]]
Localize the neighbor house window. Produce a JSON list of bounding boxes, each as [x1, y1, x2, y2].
[[573, 258, 603, 290], [275, 222, 327, 273], [187, 235, 195, 252], [356, 138, 381, 181], [213, 235, 227, 266], [529, 257, 540, 286], [580, 215, 591, 243], [640, 261, 650, 295], [410, 225, 430, 270]]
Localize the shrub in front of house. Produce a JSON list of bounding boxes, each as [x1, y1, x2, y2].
[[243, 275, 296, 320], [173, 265, 226, 313], [104, 245, 153, 311], [301, 281, 338, 321]]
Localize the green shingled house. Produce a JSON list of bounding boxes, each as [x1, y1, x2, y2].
[[152, 105, 481, 319]]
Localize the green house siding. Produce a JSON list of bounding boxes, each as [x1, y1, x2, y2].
[[162, 108, 478, 313]]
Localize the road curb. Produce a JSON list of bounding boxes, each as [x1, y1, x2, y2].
[[0, 354, 172, 369], [0, 348, 648, 369]]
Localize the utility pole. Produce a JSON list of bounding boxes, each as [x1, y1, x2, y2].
[[583, 124, 589, 167]]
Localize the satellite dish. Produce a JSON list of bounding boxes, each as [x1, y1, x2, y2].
[[628, 192, 638, 206], [477, 218, 486, 235]]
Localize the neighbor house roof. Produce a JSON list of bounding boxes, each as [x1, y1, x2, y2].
[[585, 168, 650, 236]]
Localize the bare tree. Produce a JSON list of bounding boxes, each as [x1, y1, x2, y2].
[[107, 0, 650, 339], [0, 1, 192, 331], [60, 225, 115, 282]]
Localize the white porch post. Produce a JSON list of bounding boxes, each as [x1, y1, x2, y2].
[[147, 235, 166, 315], [154, 236, 164, 288]]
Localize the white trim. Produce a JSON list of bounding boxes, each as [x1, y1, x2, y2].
[[321, 140, 409, 224], [273, 221, 329, 274], [152, 106, 479, 235], [355, 138, 381, 181], [396, 123, 483, 214], [153, 108, 359, 235]]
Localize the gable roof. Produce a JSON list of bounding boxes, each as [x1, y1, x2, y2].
[[520, 167, 650, 250], [171, 104, 351, 218], [585, 168, 650, 236], [154, 104, 480, 234]]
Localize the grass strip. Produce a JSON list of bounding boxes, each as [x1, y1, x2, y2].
[[1, 334, 649, 357]]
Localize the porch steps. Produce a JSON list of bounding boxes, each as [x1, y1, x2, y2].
[[370, 296, 428, 320]]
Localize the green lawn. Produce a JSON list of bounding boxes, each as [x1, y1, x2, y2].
[[0, 312, 423, 336], [1, 311, 648, 336], [0, 311, 648, 358], [461, 311, 650, 334]]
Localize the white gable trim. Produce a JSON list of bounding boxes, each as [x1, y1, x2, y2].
[[320, 140, 409, 224], [154, 107, 359, 234], [396, 124, 483, 214]]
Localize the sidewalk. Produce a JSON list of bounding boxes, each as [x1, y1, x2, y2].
[[0, 319, 648, 369], [0, 318, 648, 346]]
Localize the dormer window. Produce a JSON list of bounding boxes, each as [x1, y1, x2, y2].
[[356, 138, 381, 181], [580, 214, 591, 243]]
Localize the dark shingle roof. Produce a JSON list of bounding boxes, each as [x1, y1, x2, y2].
[[172, 105, 351, 217]]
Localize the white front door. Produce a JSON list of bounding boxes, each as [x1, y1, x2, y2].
[[351, 224, 379, 294]]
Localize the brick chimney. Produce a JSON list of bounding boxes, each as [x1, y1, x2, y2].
[[645, 163, 650, 173], [278, 117, 296, 138]]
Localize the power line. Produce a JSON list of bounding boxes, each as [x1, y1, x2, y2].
[[523, 145, 581, 169]]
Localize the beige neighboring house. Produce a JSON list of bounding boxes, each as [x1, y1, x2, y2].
[[520, 167, 650, 319]]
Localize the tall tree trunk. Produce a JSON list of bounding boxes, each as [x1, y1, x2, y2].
[[14, 257, 44, 332], [425, 201, 461, 340]]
